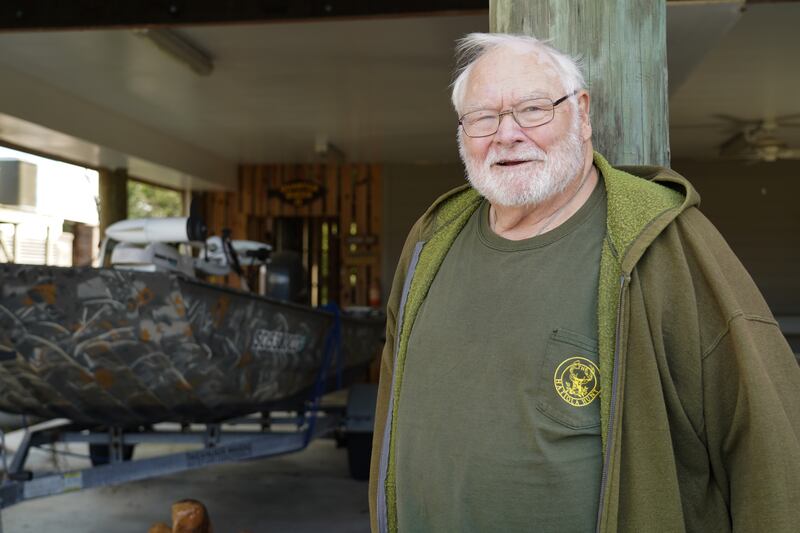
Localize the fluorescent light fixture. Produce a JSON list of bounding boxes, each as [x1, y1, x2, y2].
[[135, 28, 214, 76]]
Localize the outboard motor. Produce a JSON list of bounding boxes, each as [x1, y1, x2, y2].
[[266, 251, 308, 303]]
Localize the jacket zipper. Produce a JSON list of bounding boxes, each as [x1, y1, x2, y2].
[[595, 274, 629, 533], [378, 241, 426, 533]]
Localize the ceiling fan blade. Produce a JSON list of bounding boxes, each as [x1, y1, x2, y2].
[[710, 113, 761, 126], [775, 112, 800, 122], [778, 148, 800, 159], [670, 123, 727, 129], [719, 130, 754, 157]]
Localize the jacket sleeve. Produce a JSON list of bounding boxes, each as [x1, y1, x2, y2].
[[369, 217, 424, 533], [683, 209, 800, 531], [702, 314, 800, 531]]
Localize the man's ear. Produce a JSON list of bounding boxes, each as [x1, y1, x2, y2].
[[577, 90, 592, 141]]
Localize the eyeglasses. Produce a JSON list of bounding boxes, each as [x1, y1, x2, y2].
[[458, 91, 577, 138]]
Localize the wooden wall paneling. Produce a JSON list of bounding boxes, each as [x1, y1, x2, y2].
[[316, 164, 324, 215], [369, 164, 383, 306], [246, 216, 258, 241], [282, 164, 292, 217], [259, 165, 268, 217], [368, 165, 382, 232], [277, 165, 286, 217], [276, 165, 286, 217], [208, 191, 220, 235], [355, 164, 369, 237], [240, 166, 253, 216], [228, 191, 239, 233], [310, 164, 323, 217], [310, 217, 321, 306], [359, 264, 369, 306], [222, 191, 231, 230], [340, 163, 354, 248], [288, 164, 300, 217], [213, 191, 227, 235], [339, 163, 354, 306], [224, 191, 232, 232], [227, 192, 235, 230], [200, 192, 211, 232], [237, 167, 245, 215], [275, 164, 284, 216], [354, 164, 370, 305], [256, 166, 266, 217], [255, 165, 263, 217], [266, 165, 275, 218], [265, 216, 274, 244], [242, 167, 250, 216], [230, 193, 237, 229], [231, 210, 247, 240], [269, 165, 277, 217], [296, 165, 314, 217], [221, 191, 230, 232], [236, 167, 243, 214], [261, 165, 271, 217], [342, 255, 377, 267], [230, 162, 380, 306], [328, 211, 340, 308], [248, 166, 257, 216], [325, 164, 338, 218], [295, 164, 308, 218], [207, 192, 216, 233]]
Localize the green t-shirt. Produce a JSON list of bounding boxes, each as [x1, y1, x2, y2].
[[395, 179, 607, 532]]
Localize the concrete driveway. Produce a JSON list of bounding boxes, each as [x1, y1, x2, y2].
[[1, 436, 370, 533]]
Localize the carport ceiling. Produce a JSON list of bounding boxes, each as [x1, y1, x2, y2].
[[0, 3, 797, 187], [0, 14, 488, 174]]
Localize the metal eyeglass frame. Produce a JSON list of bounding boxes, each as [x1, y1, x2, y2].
[[458, 90, 578, 138]]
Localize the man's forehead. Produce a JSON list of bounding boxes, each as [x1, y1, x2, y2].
[[462, 48, 563, 110]]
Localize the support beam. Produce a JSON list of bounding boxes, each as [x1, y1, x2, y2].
[[490, 0, 669, 166], [99, 167, 128, 239]]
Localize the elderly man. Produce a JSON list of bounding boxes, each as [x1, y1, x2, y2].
[[369, 32, 800, 532]]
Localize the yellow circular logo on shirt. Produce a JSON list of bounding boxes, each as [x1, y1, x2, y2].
[[553, 357, 600, 407]]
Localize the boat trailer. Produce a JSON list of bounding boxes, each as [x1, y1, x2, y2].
[[0, 381, 377, 532]]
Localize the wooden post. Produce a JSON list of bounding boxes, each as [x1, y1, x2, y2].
[[490, 0, 669, 166], [98, 167, 128, 238]]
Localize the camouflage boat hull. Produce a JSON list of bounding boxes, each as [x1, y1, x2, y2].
[[0, 265, 384, 426]]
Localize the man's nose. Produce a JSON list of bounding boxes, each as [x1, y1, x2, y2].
[[493, 112, 527, 144]]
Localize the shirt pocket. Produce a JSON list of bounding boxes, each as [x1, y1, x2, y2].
[[536, 328, 601, 430]]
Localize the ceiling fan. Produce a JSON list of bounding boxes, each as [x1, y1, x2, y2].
[[716, 113, 800, 162]]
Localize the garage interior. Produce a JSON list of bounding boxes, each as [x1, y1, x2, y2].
[[0, 1, 798, 531]]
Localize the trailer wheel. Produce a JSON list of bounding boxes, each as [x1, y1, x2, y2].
[[347, 432, 373, 481], [89, 443, 135, 466]]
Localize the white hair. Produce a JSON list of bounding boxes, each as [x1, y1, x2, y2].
[[450, 33, 587, 116]]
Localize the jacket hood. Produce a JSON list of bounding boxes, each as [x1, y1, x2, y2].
[[415, 152, 700, 274]]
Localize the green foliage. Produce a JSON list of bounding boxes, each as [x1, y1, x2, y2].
[[128, 180, 183, 219]]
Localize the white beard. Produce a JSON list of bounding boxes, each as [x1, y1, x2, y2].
[[459, 112, 585, 207]]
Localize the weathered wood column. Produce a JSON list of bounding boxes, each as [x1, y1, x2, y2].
[[490, 0, 670, 166], [98, 167, 128, 237]]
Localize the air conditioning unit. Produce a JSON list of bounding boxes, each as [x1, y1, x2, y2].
[[0, 159, 37, 208]]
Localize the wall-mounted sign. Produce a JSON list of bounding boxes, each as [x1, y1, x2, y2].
[[269, 179, 325, 207]]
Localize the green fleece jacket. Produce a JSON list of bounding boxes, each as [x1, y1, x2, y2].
[[369, 152, 800, 532]]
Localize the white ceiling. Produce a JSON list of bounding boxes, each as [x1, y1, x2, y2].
[[669, 1, 800, 159], [0, 3, 797, 189]]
